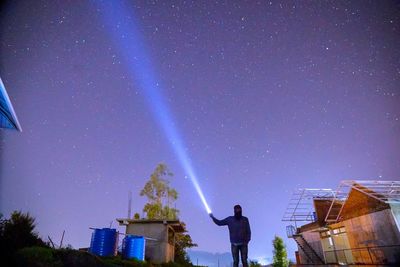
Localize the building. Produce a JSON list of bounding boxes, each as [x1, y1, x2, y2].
[[116, 218, 184, 263], [0, 77, 21, 131], [283, 180, 400, 265]]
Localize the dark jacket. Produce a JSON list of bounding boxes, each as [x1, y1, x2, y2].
[[211, 216, 251, 244]]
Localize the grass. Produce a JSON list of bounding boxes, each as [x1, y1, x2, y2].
[[13, 246, 192, 267], [15, 246, 62, 267]]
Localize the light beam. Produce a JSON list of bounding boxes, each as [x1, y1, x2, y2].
[[96, 1, 212, 214]]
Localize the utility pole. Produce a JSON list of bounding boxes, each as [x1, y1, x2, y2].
[[128, 190, 132, 219]]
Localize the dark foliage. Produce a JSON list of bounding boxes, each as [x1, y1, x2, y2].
[[0, 211, 47, 266], [15, 246, 154, 267], [15, 246, 61, 267], [174, 222, 197, 266], [161, 261, 190, 267]]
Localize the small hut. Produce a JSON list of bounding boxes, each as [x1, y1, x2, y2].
[[116, 219, 184, 263]]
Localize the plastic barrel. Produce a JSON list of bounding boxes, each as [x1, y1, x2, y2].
[[312, 211, 318, 222], [122, 235, 145, 260], [89, 228, 118, 257]]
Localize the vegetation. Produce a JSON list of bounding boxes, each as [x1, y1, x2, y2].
[[15, 246, 156, 267], [0, 211, 47, 266], [140, 163, 179, 220], [102, 255, 150, 267], [0, 211, 140, 266], [140, 163, 197, 266], [9, 243, 195, 267], [272, 236, 289, 267], [0, 164, 197, 266], [249, 260, 262, 267], [16, 246, 60, 266], [173, 222, 197, 265], [161, 261, 192, 267]]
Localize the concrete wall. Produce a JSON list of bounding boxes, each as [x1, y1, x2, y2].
[[126, 223, 167, 242], [126, 223, 175, 263]]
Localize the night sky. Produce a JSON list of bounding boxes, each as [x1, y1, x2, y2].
[[1, 0, 399, 264]]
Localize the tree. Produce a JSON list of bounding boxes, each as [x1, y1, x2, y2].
[[0, 211, 46, 265], [140, 163, 196, 265], [140, 163, 179, 219], [272, 236, 289, 267], [174, 222, 197, 265]]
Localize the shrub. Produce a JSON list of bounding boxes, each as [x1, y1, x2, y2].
[[249, 260, 262, 267], [0, 211, 47, 266], [15, 246, 61, 267], [54, 249, 107, 267], [102, 255, 149, 267]]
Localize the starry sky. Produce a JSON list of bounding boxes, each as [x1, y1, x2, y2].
[[0, 0, 399, 264]]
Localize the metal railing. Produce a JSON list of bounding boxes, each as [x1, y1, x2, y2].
[[324, 245, 400, 265], [286, 225, 297, 238]]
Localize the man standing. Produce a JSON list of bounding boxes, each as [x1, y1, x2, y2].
[[210, 205, 251, 267]]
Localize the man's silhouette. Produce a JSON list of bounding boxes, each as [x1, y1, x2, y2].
[[210, 205, 251, 267]]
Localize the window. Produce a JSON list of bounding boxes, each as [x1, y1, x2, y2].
[[320, 231, 329, 238]]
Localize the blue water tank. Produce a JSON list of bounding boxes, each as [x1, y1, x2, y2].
[[89, 228, 118, 257], [312, 211, 318, 222], [122, 235, 145, 261]]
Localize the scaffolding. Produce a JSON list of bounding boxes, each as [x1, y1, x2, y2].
[[282, 188, 335, 225], [325, 180, 400, 223], [283, 180, 400, 265], [282, 180, 400, 225]]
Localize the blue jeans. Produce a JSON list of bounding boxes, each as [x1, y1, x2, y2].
[[231, 244, 248, 267]]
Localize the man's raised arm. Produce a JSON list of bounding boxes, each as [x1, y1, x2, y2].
[[209, 213, 229, 226]]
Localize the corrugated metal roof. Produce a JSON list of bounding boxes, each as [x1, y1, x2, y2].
[[0, 77, 21, 131]]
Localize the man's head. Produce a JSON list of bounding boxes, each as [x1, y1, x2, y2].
[[234, 204, 242, 219]]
